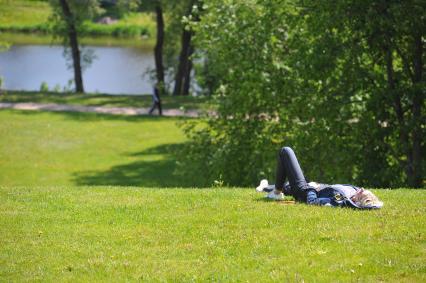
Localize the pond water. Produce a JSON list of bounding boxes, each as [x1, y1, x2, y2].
[[0, 44, 157, 95]]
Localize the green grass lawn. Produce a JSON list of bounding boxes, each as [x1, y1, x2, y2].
[[0, 109, 191, 187], [0, 109, 425, 281], [0, 0, 51, 27], [1, 187, 425, 282], [1, 91, 214, 112]]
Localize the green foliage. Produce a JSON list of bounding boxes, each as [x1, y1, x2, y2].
[[49, 0, 101, 41], [178, 0, 425, 187], [114, 0, 140, 18], [0, 22, 149, 37], [39, 81, 49, 92], [0, 76, 4, 95], [0, 41, 9, 51], [162, 0, 198, 83], [82, 21, 148, 37], [0, 32, 154, 47], [0, 23, 52, 33]]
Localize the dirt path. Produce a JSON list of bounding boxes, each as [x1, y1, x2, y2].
[[0, 102, 201, 117]]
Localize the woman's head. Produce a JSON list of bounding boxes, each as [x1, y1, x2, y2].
[[351, 189, 383, 209]]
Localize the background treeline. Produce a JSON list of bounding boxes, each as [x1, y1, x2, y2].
[[177, 0, 425, 188]]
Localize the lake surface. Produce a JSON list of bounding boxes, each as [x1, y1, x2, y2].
[[0, 44, 157, 95]]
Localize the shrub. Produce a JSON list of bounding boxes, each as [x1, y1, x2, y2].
[[40, 81, 49, 92], [177, 0, 425, 188]]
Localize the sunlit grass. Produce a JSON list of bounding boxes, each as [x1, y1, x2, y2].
[[0, 110, 189, 187], [0, 0, 156, 38], [0, 186, 425, 282], [0, 0, 51, 27], [0, 109, 425, 281]]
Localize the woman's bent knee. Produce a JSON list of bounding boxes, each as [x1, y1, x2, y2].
[[279, 146, 294, 157]]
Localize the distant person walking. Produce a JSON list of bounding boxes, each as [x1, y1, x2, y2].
[[149, 84, 162, 115]]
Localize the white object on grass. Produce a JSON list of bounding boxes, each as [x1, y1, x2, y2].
[[256, 179, 276, 192], [256, 179, 269, 192], [266, 190, 284, 201]]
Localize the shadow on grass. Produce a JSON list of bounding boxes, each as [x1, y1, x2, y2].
[[2, 109, 199, 187], [72, 143, 198, 188], [2, 91, 211, 110], [3, 108, 190, 122], [1, 91, 151, 107]]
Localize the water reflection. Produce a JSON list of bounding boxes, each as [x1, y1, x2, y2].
[[0, 44, 156, 95]]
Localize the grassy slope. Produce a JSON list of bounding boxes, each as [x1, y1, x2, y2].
[[0, 110, 190, 187], [0, 91, 214, 111], [0, 0, 51, 27], [0, 110, 425, 281], [0, 0, 155, 38], [0, 187, 425, 282]]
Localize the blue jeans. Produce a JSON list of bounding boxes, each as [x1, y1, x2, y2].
[[275, 147, 309, 201]]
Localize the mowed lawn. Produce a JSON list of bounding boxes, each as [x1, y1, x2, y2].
[[0, 109, 189, 187], [0, 110, 425, 282]]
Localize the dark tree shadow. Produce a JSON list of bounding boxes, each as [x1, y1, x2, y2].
[[5, 109, 189, 122], [72, 143, 196, 188]]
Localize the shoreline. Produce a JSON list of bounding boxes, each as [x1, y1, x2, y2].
[[0, 32, 155, 48]]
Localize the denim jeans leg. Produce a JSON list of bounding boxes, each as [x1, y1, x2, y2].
[[274, 148, 287, 191], [276, 147, 309, 195]]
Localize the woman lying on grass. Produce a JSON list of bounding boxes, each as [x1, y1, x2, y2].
[[256, 147, 383, 209]]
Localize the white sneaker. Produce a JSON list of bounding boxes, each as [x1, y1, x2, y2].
[[256, 179, 269, 192], [256, 179, 276, 192], [266, 190, 284, 201]]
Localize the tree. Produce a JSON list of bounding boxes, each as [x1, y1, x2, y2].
[[177, 0, 425, 188], [299, 0, 425, 187], [49, 0, 99, 93], [172, 0, 200, 96], [153, 1, 165, 89]]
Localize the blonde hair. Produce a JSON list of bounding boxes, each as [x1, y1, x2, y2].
[[352, 189, 383, 208]]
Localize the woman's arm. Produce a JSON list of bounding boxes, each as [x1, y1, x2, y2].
[[306, 190, 334, 206]]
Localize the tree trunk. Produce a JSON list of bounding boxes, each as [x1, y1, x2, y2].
[[59, 0, 84, 93], [173, 27, 193, 96], [408, 31, 423, 187], [154, 4, 165, 86], [182, 39, 194, 95], [153, 3, 164, 114], [384, 44, 412, 184], [173, 0, 197, 96]]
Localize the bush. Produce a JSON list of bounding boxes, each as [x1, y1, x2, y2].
[[0, 21, 149, 38], [40, 81, 49, 92], [177, 0, 425, 188]]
